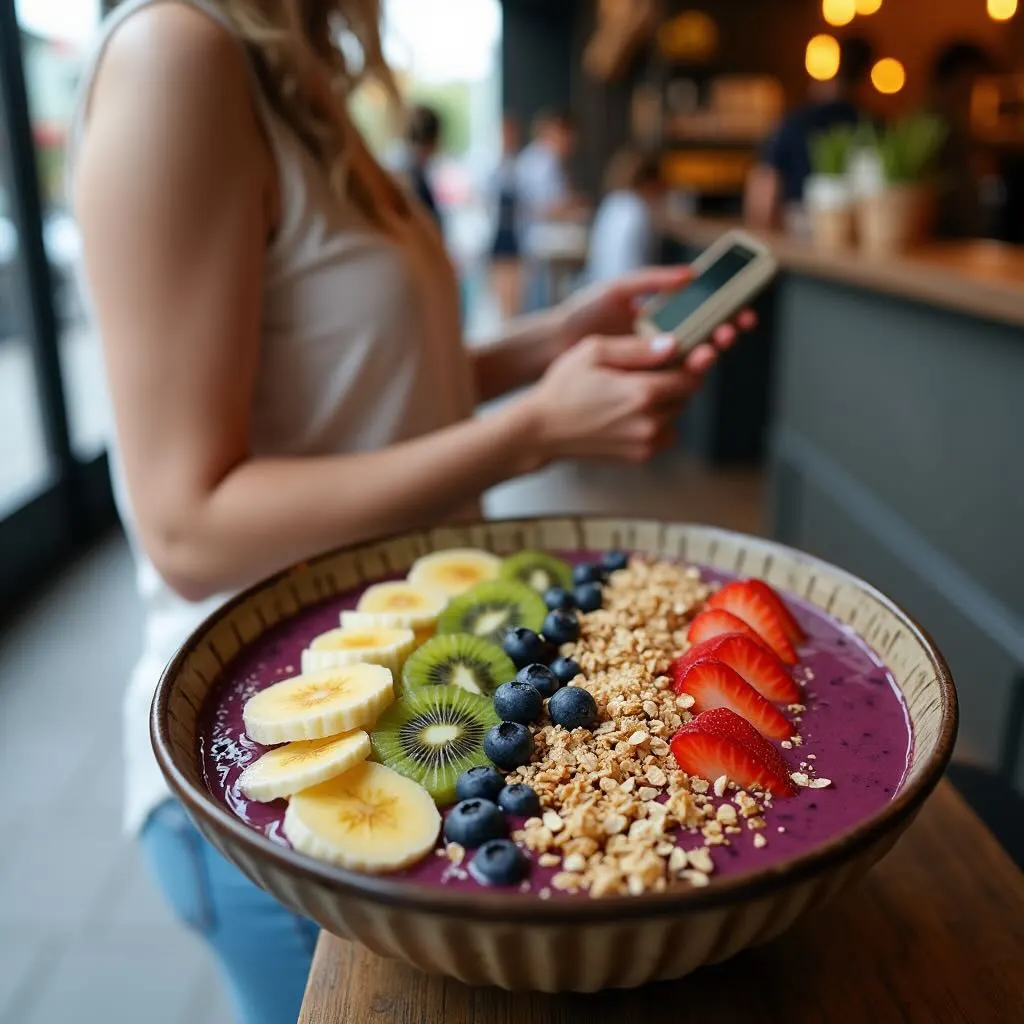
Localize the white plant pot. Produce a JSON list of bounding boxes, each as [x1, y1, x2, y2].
[[848, 148, 886, 200], [804, 174, 855, 250]]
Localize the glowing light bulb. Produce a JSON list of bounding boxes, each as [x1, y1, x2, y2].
[[987, 0, 1017, 22], [871, 58, 906, 95], [823, 0, 857, 27], [806, 34, 841, 81]]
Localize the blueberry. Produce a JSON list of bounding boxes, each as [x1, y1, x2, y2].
[[543, 586, 576, 611], [542, 609, 580, 645], [493, 680, 544, 725], [538, 639, 559, 665], [455, 765, 505, 803], [502, 627, 548, 669], [548, 685, 599, 731], [574, 582, 603, 613], [484, 721, 534, 770], [443, 799, 507, 849], [516, 663, 560, 699], [468, 838, 529, 887], [572, 563, 602, 586], [497, 783, 541, 818], [549, 656, 581, 686], [600, 550, 629, 575]]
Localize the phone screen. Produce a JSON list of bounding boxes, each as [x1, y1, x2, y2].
[[650, 243, 758, 332]]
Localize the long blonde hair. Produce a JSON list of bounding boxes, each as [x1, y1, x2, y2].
[[211, 0, 403, 220]]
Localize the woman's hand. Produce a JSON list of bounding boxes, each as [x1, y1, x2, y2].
[[519, 332, 714, 464], [555, 265, 757, 361]]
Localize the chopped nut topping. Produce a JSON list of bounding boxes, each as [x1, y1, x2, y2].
[[686, 847, 715, 874], [716, 804, 738, 826], [680, 869, 710, 887], [445, 843, 465, 866], [807, 777, 833, 789], [753, 833, 768, 849], [668, 847, 688, 873], [562, 852, 587, 873], [713, 775, 729, 798], [542, 810, 565, 833]]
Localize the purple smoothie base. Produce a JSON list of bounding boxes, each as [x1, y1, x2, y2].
[[199, 553, 913, 897]]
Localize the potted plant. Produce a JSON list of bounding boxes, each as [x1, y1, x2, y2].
[[856, 114, 947, 255], [805, 124, 857, 250]]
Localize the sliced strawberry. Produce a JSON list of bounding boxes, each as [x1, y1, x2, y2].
[[670, 707, 797, 797], [676, 659, 794, 739], [707, 581, 799, 665], [688, 609, 772, 652], [671, 633, 800, 704], [744, 579, 807, 645]]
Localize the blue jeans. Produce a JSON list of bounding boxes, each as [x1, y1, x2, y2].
[[141, 801, 318, 1024]]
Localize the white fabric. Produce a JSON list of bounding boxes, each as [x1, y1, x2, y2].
[[66, 0, 477, 835], [514, 140, 568, 257], [585, 191, 656, 284]]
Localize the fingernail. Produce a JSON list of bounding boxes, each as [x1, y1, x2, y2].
[[650, 334, 675, 354]]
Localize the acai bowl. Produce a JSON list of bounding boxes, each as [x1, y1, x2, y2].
[[152, 518, 957, 991]]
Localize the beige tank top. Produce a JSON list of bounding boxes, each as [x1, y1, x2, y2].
[[66, 0, 478, 833]]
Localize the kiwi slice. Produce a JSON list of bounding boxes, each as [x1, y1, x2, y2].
[[436, 580, 547, 646], [370, 685, 500, 805], [499, 551, 573, 593], [403, 634, 516, 697]]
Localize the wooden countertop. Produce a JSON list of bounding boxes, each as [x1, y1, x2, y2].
[[298, 781, 1024, 1023], [667, 217, 1024, 328]]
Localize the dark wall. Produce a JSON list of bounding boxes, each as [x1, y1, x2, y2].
[[501, 0, 575, 134]]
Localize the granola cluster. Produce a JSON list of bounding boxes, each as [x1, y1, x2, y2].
[[507, 558, 769, 898]]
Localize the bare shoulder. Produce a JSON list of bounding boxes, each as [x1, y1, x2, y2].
[[86, 2, 257, 146]]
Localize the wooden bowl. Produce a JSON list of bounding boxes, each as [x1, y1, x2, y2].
[[152, 518, 957, 992]]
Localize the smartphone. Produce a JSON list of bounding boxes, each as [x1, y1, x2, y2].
[[636, 230, 777, 359]]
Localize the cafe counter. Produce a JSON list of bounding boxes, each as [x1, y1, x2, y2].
[[664, 217, 1024, 793]]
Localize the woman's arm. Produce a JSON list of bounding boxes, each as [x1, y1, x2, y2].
[[76, 6, 703, 602], [470, 308, 568, 402]]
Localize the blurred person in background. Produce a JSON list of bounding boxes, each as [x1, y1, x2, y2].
[[69, 2, 755, 1022], [515, 109, 587, 311], [401, 103, 444, 228], [745, 36, 875, 231], [586, 149, 666, 285], [488, 113, 524, 320], [927, 42, 997, 240]]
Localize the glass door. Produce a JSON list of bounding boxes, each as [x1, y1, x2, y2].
[[0, 0, 113, 618]]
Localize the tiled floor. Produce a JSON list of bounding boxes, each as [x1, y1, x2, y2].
[[0, 451, 764, 1024]]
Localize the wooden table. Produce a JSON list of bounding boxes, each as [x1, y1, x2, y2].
[[298, 782, 1024, 1023]]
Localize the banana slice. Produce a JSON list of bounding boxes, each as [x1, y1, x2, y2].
[[342, 581, 448, 631], [301, 626, 416, 676], [242, 664, 394, 745], [237, 731, 371, 803], [284, 761, 441, 873], [407, 549, 502, 597]]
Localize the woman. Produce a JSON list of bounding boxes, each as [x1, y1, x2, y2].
[[587, 148, 666, 284], [488, 113, 524, 319], [70, 2, 752, 1022]]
